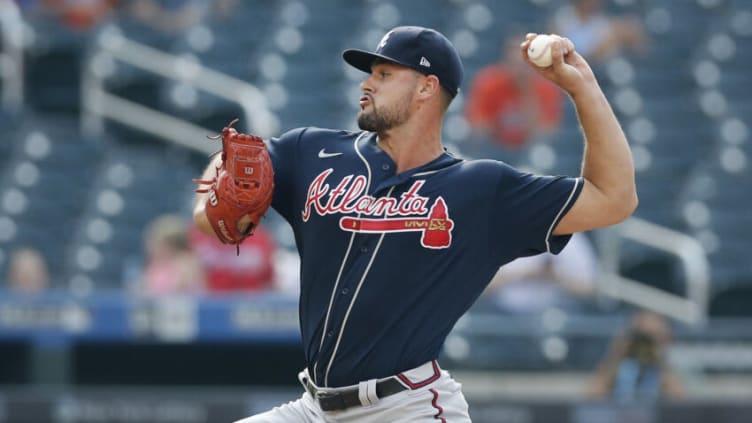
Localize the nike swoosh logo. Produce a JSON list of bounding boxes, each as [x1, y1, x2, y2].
[[318, 148, 343, 158]]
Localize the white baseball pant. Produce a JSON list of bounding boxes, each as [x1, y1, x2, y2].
[[234, 361, 471, 422]]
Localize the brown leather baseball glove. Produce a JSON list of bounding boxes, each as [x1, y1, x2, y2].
[[194, 119, 274, 248]]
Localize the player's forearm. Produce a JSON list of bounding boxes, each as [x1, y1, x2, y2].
[[193, 155, 222, 236], [573, 86, 638, 221], [193, 201, 213, 236]]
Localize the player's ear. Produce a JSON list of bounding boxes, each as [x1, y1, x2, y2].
[[417, 74, 440, 101]]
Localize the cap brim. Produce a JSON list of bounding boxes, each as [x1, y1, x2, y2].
[[343, 49, 409, 74]]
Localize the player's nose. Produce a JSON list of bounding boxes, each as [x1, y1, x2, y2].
[[359, 76, 375, 93]]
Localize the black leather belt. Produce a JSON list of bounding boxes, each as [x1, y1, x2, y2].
[[304, 376, 408, 411]]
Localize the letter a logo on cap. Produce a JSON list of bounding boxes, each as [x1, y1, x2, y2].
[[377, 30, 393, 50]]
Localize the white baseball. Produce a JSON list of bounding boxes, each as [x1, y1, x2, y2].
[[527, 34, 554, 67]]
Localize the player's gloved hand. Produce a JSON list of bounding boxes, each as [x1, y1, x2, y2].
[[194, 119, 274, 248]]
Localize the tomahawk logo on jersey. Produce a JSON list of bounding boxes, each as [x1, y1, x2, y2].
[[267, 126, 582, 387]]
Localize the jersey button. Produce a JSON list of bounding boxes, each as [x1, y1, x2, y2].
[[341, 288, 349, 295], [327, 331, 334, 338], [382, 164, 390, 171], [360, 246, 369, 253]]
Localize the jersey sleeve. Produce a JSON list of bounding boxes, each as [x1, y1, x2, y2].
[[266, 127, 307, 222], [493, 163, 583, 256]]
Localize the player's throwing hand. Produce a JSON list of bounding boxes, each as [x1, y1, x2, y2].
[[521, 33, 596, 97]]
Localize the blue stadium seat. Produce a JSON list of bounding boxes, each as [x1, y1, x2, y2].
[[719, 69, 752, 106], [0, 114, 106, 283], [108, 14, 183, 51], [183, 0, 281, 80], [677, 153, 752, 288], [632, 68, 695, 99]]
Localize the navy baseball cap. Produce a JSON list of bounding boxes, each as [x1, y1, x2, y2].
[[343, 26, 464, 97]]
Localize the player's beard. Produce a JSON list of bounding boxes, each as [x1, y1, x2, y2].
[[357, 91, 413, 133]]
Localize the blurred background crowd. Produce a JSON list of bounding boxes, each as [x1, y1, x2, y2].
[[0, 0, 751, 422]]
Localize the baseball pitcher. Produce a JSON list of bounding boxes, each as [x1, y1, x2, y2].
[[193, 26, 637, 422]]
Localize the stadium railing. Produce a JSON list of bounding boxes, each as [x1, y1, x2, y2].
[[0, 0, 24, 112], [597, 217, 710, 325], [80, 30, 277, 153]]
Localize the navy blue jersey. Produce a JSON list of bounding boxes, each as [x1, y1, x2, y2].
[[268, 127, 583, 387]]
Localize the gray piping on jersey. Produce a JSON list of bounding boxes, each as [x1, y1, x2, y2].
[[312, 131, 371, 386], [412, 170, 441, 177], [545, 177, 581, 253], [324, 185, 396, 386], [411, 161, 463, 177]]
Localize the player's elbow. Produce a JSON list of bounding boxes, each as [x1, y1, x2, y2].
[[627, 189, 639, 216], [611, 188, 639, 224]]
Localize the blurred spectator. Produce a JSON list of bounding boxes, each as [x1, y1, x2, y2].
[[188, 223, 277, 293], [50, 0, 118, 31], [589, 311, 686, 401], [208, 0, 237, 21], [139, 214, 205, 296], [550, 0, 647, 64], [272, 247, 301, 296], [483, 232, 598, 313], [5, 247, 49, 293], [464, 33, 563, 152], [16, 0, 118, 31]]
